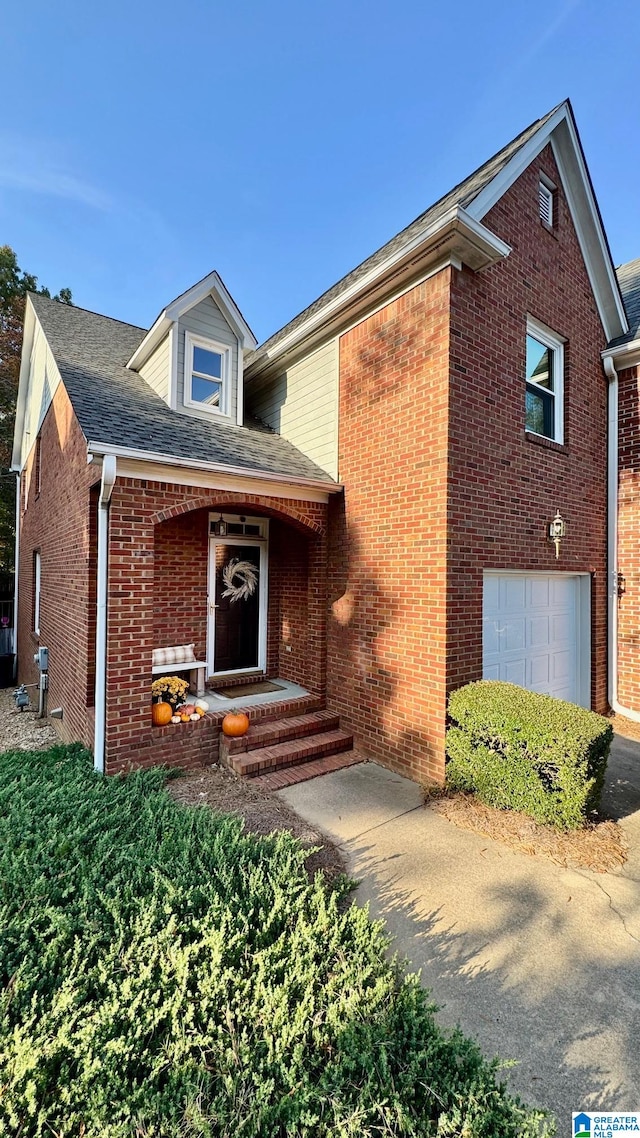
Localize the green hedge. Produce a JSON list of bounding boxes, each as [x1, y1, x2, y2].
[[446, 681, 612, 830], [0, 744, 551, 1136]]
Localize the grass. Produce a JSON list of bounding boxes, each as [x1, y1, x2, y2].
[[0, 744, 552, 1136]]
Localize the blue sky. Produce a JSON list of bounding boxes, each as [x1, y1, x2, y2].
[[2, 0, 638, 343]]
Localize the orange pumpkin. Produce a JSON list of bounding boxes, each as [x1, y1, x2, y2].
[[222, 711, 250, 737], [152, 701, 173, 727]]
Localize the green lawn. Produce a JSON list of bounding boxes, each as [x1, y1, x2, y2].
[[0, 745, 552, 1136]]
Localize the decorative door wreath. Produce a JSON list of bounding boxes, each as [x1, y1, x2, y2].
[[221, 558, 259, 604]]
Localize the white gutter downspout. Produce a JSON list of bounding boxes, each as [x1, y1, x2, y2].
[[604, 357, 640, 722], [13, 473, 20, 680], [93, 455, 117, 772]]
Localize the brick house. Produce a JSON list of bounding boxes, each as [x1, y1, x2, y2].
[[12, 99, 633, 782]]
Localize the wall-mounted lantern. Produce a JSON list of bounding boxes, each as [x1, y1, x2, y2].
[[211, 514, 227, 537], [548, 510, 566, 559]]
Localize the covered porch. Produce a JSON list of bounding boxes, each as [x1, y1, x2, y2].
[[102, 476, 332, 775]]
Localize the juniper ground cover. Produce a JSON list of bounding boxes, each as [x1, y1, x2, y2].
[[0, 745, 552, 1136]]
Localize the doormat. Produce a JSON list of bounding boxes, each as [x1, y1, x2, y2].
[[213, 681, 285, 699]]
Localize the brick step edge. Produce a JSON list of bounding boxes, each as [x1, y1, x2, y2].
[[231, 728, 354, 777], [222, 710, 340, 755], [208, 693, 323, 726], [253, 750, 364, 791]]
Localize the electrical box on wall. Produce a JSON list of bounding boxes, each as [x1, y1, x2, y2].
[[33, 646, 49, 671]]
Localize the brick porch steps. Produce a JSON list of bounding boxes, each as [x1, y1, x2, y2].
[[222, 709, 341, 755], [230, 727, 354, 778], [253, 749, 364, 790]]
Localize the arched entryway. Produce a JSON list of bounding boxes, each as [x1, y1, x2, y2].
[[152, 494, 327, 697]]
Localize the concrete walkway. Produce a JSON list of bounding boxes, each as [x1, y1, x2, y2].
[[278, 739, 640, 1132]]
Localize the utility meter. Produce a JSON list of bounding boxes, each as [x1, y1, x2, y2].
[[33, 646, 49, 671]]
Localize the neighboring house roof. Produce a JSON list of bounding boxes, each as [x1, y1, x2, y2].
[[247, 99, 626, 373], [28, 293, 335, 485], [611, 258, 640, 347]]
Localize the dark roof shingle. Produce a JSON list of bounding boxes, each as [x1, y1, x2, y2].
[[612, 259, 640, 347], [30, 294, 334, 484], [246, 104, 562, 368]]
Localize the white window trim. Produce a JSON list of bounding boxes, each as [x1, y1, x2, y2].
[[184, 331, 231, 417], [34, 550, 41, 636], [526, 316, 565, 445]]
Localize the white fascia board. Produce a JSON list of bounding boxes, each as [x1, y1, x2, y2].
[[250, 206, 510, 370], [550, 120, 627, 341], [466, 103, 628, 343], [464, 104, 569, 220], [11, 297, 37, 470], [127, 271, 257, 372], [87, 440, 342, 496], [166, 271, 257, 350], [126, 313, 172, 371], [602, 339, 640, 370]]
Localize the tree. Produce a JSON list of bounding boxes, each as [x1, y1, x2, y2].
[[0, 247, 72, 571]]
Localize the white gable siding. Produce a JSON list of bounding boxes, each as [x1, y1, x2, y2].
[[139, 333, 170, 401], [19, 321, 63, 470], [248, 340, 339, 479], [177, 295, 238, 422]]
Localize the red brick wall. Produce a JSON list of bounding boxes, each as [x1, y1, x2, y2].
[[617, 364, 640, 709], [17, 384, 98, 748], [447, 144, 608, 712], [105, 484, 327, 774], [329, 145, 609, 785], [154, 510, 209, 659], [152, 509, 324, 695], [330, 271, 451, 784]]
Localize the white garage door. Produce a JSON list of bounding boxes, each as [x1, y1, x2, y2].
[[483, 573, 589, 707]]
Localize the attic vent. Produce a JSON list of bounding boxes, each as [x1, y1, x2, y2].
[[539, 179, 554, 227]]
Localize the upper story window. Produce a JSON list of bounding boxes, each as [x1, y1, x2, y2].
[[185, 332, 230, 415], [525, 318, 564, 443], [538, 175, 555, 227]]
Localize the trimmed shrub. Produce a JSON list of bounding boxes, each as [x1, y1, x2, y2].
[[446, 681, 612, 830], [0, 744, 551, 1136]]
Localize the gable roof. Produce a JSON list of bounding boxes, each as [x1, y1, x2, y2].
[[247, 100, 626, 374], [27, 294, 335, 487], [611, 258, 640, 348], [127, 270, 258, 373]]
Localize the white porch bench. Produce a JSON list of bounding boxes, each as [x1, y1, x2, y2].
[[152, 645, 208, 696]]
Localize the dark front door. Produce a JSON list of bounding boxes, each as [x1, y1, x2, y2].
[[212, 543, 262, 673]]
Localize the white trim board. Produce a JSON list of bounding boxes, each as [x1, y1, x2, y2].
[[92, 453, 335, 503], [466, 104, 627, 343], [127, 270, 257, 373]]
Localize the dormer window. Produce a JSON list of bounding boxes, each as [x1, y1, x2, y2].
[[185, 332, 230, 415]]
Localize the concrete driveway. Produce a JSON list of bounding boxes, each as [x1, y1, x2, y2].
[[278, 737, 640, 1133]]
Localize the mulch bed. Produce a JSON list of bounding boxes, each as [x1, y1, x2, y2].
[[427, 790, 627, 874], [166, 764, 346, 882], [0, 687, 58, 752]]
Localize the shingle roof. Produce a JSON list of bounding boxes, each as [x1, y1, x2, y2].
[[246, 104, 563, 369], [30, 294, 335, 484], [612, 258, 640, 347]]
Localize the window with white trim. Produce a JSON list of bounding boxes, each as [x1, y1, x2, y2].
[[525, 319, 564, 442], [184, 332, 230, 415]]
